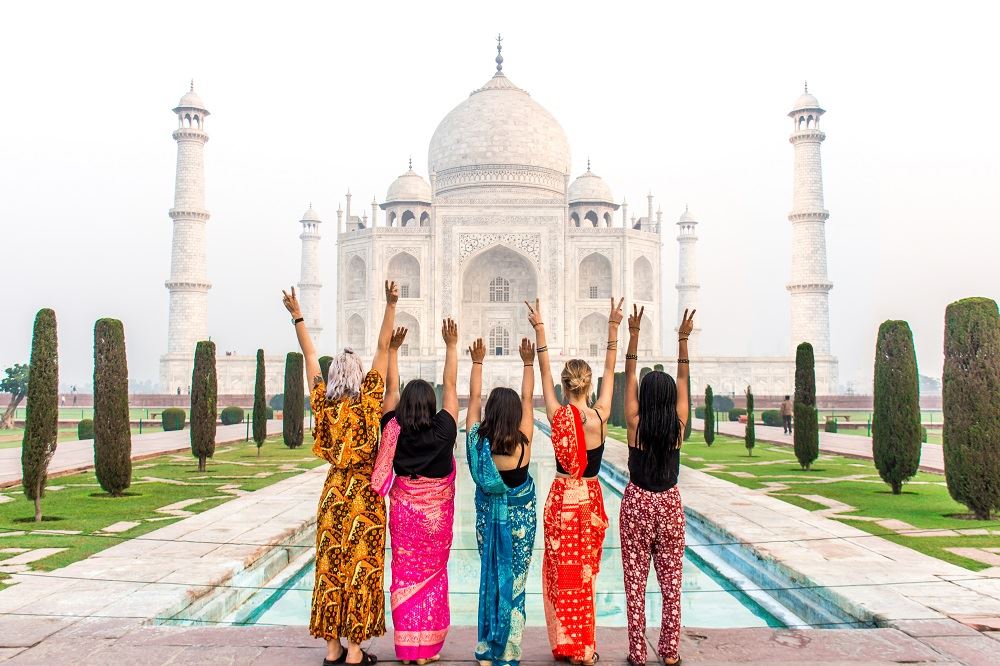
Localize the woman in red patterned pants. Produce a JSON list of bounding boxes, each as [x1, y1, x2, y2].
[[619, 306, 696, 666]]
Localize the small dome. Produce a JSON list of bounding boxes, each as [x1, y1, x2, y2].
[[176, 88, 207, 110], [385, 168, 432, 203], [568, 168, 614, 204], [678, 207, 697, 223], [301, 206, 321, 222], [792, 91, 821, 111]]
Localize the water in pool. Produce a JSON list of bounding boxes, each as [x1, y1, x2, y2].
[[235, 452, 783, 629]]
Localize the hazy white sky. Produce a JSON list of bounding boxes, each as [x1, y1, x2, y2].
[[2, 0, 997, 392]]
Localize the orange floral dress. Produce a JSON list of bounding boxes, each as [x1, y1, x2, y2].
[[309, 369, 387, 643]]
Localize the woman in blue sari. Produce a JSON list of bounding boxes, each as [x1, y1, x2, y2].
[[466, 336, 538, 666]]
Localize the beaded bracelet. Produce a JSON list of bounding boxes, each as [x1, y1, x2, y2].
[[625, 353, 638, 361], [472, 361, 483, 365], [537, 346, 548, 353], [524, 364, 533, 368], [677, 359, 690, 364]]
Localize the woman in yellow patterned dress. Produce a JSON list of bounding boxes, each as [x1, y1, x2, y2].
[[282, 280, 401, 666]]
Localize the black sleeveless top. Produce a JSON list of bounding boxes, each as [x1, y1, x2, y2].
[[628, 444, 681, 492], [497, 442, 529, 488], [555, 407, 605, 478]]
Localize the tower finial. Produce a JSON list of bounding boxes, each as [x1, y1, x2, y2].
[[587, 156, 591, 171], [495, 33, 504, 72], [408, 155, 412, 170], [190, 79, 194, 92], [804, 80, 808, 93]]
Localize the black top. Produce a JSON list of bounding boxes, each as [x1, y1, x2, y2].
[[555, 407, 605, 478], [497, 443, 529, 489], [628, 445, 681, 492], [381, 410, 456, 479]]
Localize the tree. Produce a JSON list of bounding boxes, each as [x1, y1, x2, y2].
[[253, 349, 267, 456], [283, 352, 304, 448], [611, 372, 625, 427], [554, 383, 563, 405], [943, 298, 1000, 520], [20, 309, 58, 522], [873, 320, 921, 494], [684, 374, 692, 441], [640, 367, 652, 382], [0, 363, 29, 430], [318, 355, 333, 384], [190, 341, 217, 472], [704, 385, 715, 446], [93, 318, 132, 496], [745, 385, 756, 456], [653, 363, 664, 372], [794, 342, 819, 470]]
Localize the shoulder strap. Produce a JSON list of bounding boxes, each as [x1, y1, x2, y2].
[[515, 441, 526, 468]]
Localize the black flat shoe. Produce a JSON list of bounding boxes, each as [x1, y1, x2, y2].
[[346, 649, 378, 665]]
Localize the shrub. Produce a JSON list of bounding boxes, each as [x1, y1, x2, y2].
[[283, 352, 304, 448], [162, 408, 186, 431], [745, 386, 755, 456], [77, 419, 94, 440], [640, 367, 652, 382], [943, 297, 1000, 520], [653, 363, 664, 372], [612, 372, 625, 427], [93, 318, 132, 496], [704, 385, 715, 446], [794, 342, 819, 470], [269, 393, 284, 411], [318, 355, 333, 384], [728, 407, 747, 422], [695, 406, 706, 419], [191, 340, 218, 471], [872, 321, 922, 495], [761, 410, 781, 427], [825, 417, 838, 433], [220, 406, 244, 425], [714, 394, 735, 412], [554, 383, 564, 405], [684, 374, 692, 441], [253, 349, 267, 453], [921, 425, 928, 443], [21, 308, 59, 522]]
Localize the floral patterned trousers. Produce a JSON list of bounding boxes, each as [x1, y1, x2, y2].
[[619, 483, 685, 663]]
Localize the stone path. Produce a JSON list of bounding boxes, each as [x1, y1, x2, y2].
[[695, 418, 946, 473], [0, 420, 286, 488]]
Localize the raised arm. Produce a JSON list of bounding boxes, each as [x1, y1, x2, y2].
[[466, 338, 485, 432], [526, 299, 560, 422], [282, 287, 322, 386], [370, 281, 399, 382], [676, 308, 695, 429], [518, 337, 536, 442], [624, 305, 643, 435], [441, 318, 459, 422], [593, 297, 625, 414], [383, 327, 407, 412]]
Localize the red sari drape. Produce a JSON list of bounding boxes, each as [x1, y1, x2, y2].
[[543, 405, 608, 662]]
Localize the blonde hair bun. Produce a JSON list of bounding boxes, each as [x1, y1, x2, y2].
[[561, 359, 593, 396]]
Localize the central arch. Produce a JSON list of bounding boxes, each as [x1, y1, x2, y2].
[[579, 252, 612, 299], [387, 252, 420, 298], [461, 245, 538, 352]]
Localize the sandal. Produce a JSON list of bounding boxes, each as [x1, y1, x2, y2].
[[346, 649, 378, 665], [663, 658, 682, 666], [324, 646, 347, 666]]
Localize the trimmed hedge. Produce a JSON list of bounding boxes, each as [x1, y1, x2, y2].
[[794, 342, 819, 470], [873, 320, 922, 494], [253, 349, 267, 450], [162, 408, 186, 431], [21, 308, 59, 522], [191, 340, 218, 471], [318, 355, 333, 384], [283, 352, 304, 449], [714, 394, 735, 412], [269, 393, 284, 411], [825, 417, 838, 433], [695, 405, 706, 419], [221, 406, 244, 425], [761, 410, 781, 427], [728, 407, 747, 422], [684, 374, 692, 441], [77, 419, 94, 440], [93, 318, 132, 496], [704, 385, 715, 446], [745, 386, 756, 456]]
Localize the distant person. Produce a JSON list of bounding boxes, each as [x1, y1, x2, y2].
[[60, 395, 65, 407], [177, 386, 181, 396], [284, 281, 399, 666], [780, 395, 793, 434]]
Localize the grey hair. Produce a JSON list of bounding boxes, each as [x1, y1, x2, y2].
[[326, 348, 364, 401]]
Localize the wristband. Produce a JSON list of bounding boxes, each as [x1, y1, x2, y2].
[[537, 346, 548, 353], [523, 364, 533, 368], [293, 317, 305, 325], [472, 361, 483, 365], [625, 353, 638, 361], [677, 359, 690, 364]]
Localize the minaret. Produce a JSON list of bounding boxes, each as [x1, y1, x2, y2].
[[676, 206, 701, 356], [165, 83, 211, 361], [621, 199, 628, 228], [345, 190, 352, 230], [336, 203, 343, 233], [371, 197, 378, 228], [787, 84, 833, 356], [298, 205, 323, 342], [646, 191, 654, 231]]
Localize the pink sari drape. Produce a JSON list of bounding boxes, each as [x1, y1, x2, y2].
[[388, 465, 456, 661]]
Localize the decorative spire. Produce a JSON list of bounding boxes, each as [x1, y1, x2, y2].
[[190, 79, 194, 92], [495, 33, 503, 72], [804, 80, 808, 93], [586, 156, 591, 172], [408, 155, 412, 170]]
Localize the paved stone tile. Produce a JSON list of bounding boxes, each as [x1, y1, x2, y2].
[[0, 617, 73, 647], [0, 649, 25, 663], [250, 646, 326, 665], [79, 644, 187, 665], [98, 520, 142, 534], [0, 549, 66, 566], [891, 618, 982, 637], [946, 547, 1000, 567], [163, 645, 265, 664], [50, 616, 147, 639], [920, 635, 1000, 666], [3, 638, 114, 664]]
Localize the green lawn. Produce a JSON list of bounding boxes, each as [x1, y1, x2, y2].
[[605, 428, 1000, 571], [0, 436, 323, 588], [0, 424, 167, 448]]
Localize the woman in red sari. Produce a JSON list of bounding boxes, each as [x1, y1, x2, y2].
[[526, 296, 624, 665]]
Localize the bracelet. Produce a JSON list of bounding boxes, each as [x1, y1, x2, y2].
[[537, 346, 548, 353], [524, 364, 533, 368], [532, 322, 544, 329], [293, 317, 305, 325], [472, 361, 483, 365], [677, 359, 690, 364], [678, 336, 689, 341], [625, 353, 638, 361]]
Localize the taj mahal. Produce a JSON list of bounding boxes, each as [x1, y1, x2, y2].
[[160, 42, 838, 396]]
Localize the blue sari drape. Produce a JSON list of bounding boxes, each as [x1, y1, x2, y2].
[[467, 423, 537, 666]]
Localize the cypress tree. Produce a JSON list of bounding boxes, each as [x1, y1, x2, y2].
[[873, 320, 922, 494], [554, 383, 563, 405], [190, 341, 217, 471], [653, 363, 664, 372], [283, 352, 304, 448], [93, 318, 132, 496], [745, 385, 756, 456], [640, 367, 652, 382], [253, 349, 267, 456], [613, 372, 625, 426], [794, 342, 819, 470], [318, 355, 333, 384], [704, 385, 715, 446], [943, 298, 1000, 520], [684, 374, 692, 441], [21, 309, 58, 522]]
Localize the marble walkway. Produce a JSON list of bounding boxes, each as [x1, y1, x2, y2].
[[694, 418, 945, 473], [0, 420, 286, 488]]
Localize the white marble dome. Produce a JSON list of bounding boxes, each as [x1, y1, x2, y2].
[[792, 91, 821, 111], [176, 89, 207, 111], [301, 206, 321, 222], [385, 168, 432, 203], [678, 207, 697, 223], [428, 71, 570, 197], [568, 168, 614, 204]]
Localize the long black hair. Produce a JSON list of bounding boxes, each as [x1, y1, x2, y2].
[[479, 387, 529, 456], [396, 379, 436, 435], [636, 371, 681, 483]]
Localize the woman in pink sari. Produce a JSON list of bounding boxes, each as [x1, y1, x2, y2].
[[373, 318, 460, 664]]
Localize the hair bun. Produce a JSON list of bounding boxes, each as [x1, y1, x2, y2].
[[343, 347, 355, 355]]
